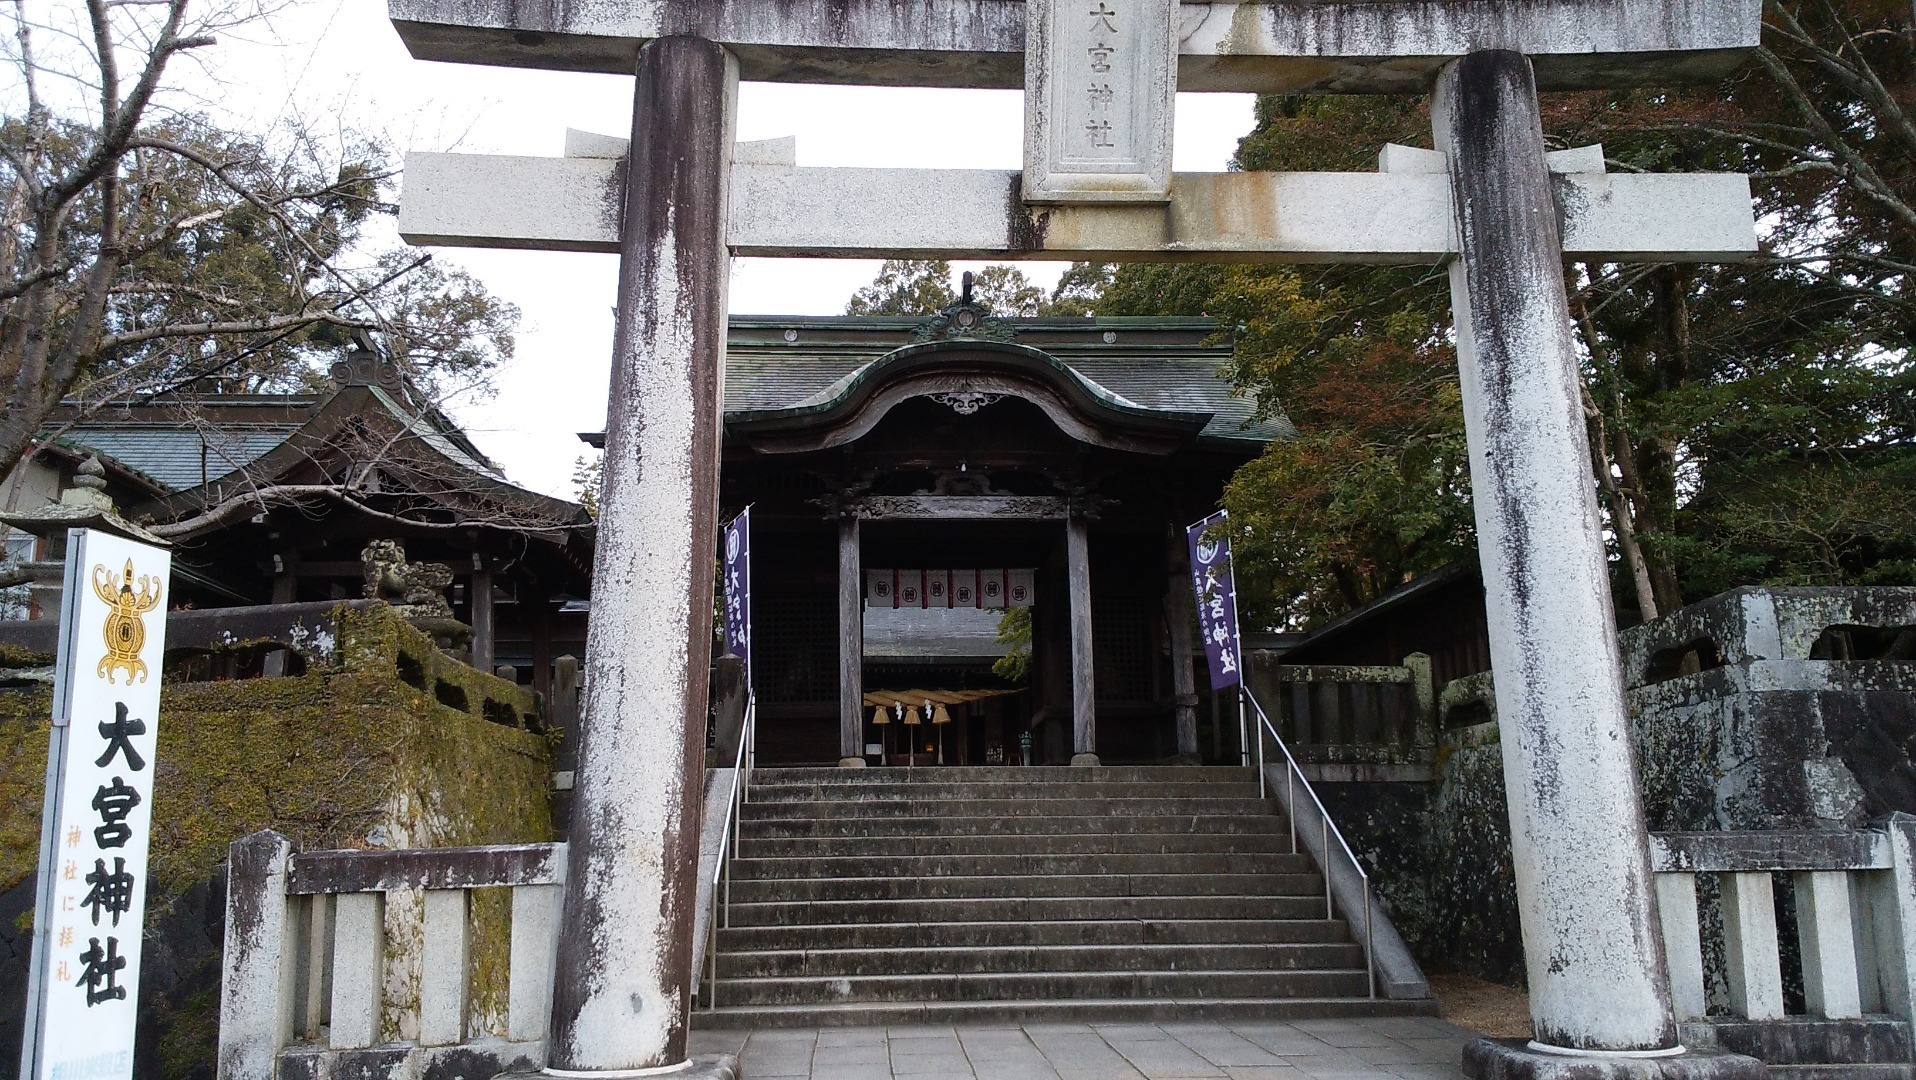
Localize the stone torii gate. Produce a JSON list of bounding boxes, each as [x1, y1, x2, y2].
[[386, 2, 1765, 1078]]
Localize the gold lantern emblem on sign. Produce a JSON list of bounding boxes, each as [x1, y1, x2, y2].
[[94, 559, 161, 684]]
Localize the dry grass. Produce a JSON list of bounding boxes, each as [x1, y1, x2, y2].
[[1428, 973, 1535, 1039]]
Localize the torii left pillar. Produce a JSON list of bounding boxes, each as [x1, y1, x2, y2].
[[545, 35, 736, 1078]]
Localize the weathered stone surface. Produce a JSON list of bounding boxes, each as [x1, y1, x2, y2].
[[1621, 587, 1916, 684], [546, 33, 735, 1075], [386, 0, 1760, 92], [1023, 0, 1176, 203], [1680, 1018, 1915, 1067], [1463, 1038, 1766, 1080], [399, 154, 1760, 264], [1438, 49, 1674, 1053]]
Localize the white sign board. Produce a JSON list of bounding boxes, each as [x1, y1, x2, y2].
[[20, 529, 171, 1080], [1024, 0, 1176, 203]]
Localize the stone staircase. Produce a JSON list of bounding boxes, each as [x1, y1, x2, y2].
[[695, 765, 1435, 1028]]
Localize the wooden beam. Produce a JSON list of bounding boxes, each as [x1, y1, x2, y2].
[[401, 155, 1759, 264], [387, 0, 1760, 93], [852, 495, 1072, 520]]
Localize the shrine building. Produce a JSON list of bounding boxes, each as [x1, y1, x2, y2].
[[591, 303, 1281, 768]]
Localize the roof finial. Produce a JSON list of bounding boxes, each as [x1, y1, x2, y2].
[[72, 454, 108, 493], [961, 270, 975, 307]]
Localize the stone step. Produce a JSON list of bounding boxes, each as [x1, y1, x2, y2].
[[747, 780, 1265, 803], [716, 917, 1351, 952], [717, 941, 1366, 978], [725, 893, 1336, 927], [751, 766, 1258, 786], [739, 813, 1288, 839], [738, 830, 1300, 858], [689, 995, 1430, 1030], [727, 851, 1316, 880], [739, 796, 1275, 821], [708, 968, 1373, 1007], [730, 871, 1326, 904]]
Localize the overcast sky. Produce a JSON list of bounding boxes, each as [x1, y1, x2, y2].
[[160, 2, 1256, 499]]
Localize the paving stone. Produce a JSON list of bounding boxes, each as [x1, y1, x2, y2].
[[1358, 1017, 1449, 1040], [1384, 1063, 1467, 1080], [890, 1053, 975, 1076], [1030, 1030, 1151, 1080], [1289, 1020, 1397, 1048], [1393, 1038, 1466, 1063], [821, 1064, 898, 1080], [737, 1051, 811, 1077], [1109, 1037, 1227, 1078], [819, 1027, 890, 1047], [1344, 1042, 1440, 1066], [689, 1030, 749, 1055], [697, 1017, 1472, 1078], [1095, 1023, 1174, 1041], [813, 1042, 891, 1065], [890, 1035, 964, 1056], [887, 1023, 958, 1038]]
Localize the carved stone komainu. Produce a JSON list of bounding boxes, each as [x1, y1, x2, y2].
[[360, 539, 455, 620]]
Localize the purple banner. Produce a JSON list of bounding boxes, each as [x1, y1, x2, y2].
[[1187, 510, 1242, 690], [722, 508, 752, 685]]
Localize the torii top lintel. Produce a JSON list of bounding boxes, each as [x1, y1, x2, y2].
[[388, 0, 1759, 93]]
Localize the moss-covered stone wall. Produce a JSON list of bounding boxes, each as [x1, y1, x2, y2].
[[0, 605, 555, 1080]]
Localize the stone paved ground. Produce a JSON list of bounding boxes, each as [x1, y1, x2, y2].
[[690, 1015, 1475, 1080]]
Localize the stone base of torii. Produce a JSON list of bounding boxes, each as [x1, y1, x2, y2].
[[384, 3, 1771, 1077]]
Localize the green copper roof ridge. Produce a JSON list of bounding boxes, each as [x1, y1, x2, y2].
[[754, 338, 1212, 432]]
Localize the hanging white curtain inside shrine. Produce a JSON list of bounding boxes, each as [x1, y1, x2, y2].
[[865, 569, 1035, 609]]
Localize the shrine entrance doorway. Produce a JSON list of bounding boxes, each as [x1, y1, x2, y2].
[[718, 315, 1271, 768]]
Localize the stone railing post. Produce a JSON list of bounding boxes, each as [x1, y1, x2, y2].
[[543, 34, 737, 1078], [1402, 652, 1436, 750], [217, 831, 298, 1080], [1436, 50, 1761, 1080]]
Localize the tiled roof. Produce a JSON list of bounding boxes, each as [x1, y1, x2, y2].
[[55, 427, 297, 491], [722, 316, 1292, 446]]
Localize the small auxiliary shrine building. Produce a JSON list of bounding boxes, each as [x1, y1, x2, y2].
[[616, 303, 1283, 767]]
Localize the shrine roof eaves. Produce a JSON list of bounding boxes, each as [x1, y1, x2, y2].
[[713, 316, 1291, 447], [388, 0, 1760, 93]]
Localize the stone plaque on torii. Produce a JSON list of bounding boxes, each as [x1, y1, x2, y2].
[[384, 3, 1766, 1079]]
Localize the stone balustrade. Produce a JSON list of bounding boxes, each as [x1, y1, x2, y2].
[[1649, 819, 1916, 1071], [216, 832, 566, 1080], [1247, 655, 1437, 781]]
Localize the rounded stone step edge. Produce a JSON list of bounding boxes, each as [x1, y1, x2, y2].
[[687, 994, 1440, 1030]]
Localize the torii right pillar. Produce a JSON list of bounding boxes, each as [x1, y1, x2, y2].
[[1434, 50, 1761, 1080]]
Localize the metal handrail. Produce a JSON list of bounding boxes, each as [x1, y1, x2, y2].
[[704, 691, 755, 1011], [1244, 687, 1375, 1000]]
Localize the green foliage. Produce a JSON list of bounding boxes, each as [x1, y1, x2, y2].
[[971, 265, 1047, 316], [1046, 262, 1114, 316], [846, 260, 1107, 318], [1539, 1, 1916, 605], [992, 607, 1033, 682], [1096, 95, 1471, 628], [846, 259, 959, 315], [573, 452, 605, 520]]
